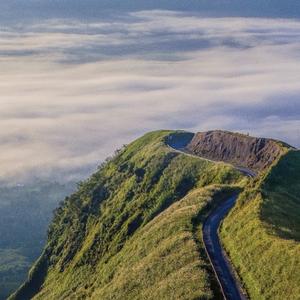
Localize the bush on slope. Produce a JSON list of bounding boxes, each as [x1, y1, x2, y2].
[[11, 130, 245, 300]]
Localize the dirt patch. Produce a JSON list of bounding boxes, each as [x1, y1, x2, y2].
[[185, 130, 291, 172]]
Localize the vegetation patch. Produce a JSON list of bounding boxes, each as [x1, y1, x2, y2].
[[11, 130, 245, 300], [12, 130, 298, 300], [220, 150, 300, 300]]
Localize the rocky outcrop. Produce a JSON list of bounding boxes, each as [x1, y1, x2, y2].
[[185, 130, 291, 172]]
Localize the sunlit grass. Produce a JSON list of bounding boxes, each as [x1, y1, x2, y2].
[[11, 130, 244, 300], [221, 150, 300, 300]]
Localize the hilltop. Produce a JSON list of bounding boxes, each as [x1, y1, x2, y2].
[[10, 130, 299, 300]]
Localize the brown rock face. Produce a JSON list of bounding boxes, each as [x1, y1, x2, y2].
[[186, 130, 290, 172]]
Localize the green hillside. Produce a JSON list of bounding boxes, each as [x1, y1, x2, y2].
[[10, 130, 300, 300], [10, 130, 246, 300], [221, 150, 300, 299]]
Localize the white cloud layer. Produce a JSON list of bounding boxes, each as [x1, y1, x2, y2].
[[0, 11, 299, 183]]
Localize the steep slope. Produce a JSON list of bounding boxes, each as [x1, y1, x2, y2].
[[221, 150, 300, 299], [186, 130, 291, 172], [10, 130, 298, 300], [10, 130, 246, 300]]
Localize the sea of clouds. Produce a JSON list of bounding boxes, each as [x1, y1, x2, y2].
[[0, 10, 299, 183]]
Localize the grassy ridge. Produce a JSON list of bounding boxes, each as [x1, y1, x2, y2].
[[37, 186, 235, 300], [220, 150, 300, 299], [11, 130, 245, 299], [11, 130, 299, 300]]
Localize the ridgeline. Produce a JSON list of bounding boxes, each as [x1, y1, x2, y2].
[[10, 130, 300, 300]]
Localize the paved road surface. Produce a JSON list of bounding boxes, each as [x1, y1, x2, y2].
[[203, 195, 248, 300], [167, 145, 256, 178]]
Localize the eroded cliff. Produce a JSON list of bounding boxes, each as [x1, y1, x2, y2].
[[185, 130, 291, 172]]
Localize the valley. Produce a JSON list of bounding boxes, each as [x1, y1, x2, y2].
[[0, 182, 75, 300]]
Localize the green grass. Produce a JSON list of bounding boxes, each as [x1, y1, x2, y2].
[[35, 186, 234, 300], [262, 150, 300, 241], [11, 130, 245, 300], [220, 150, 300, 300], [12, 130, 298, 300]]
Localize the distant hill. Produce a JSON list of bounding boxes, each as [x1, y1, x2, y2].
[[0, 182, 75, 300], [10, 130, 300, 300]]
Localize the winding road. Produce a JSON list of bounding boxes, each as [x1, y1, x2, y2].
[[203, 195, 248, 300], [167, 141, 253, 300]]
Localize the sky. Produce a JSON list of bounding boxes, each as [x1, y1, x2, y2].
[[0, 2, 300, 184]]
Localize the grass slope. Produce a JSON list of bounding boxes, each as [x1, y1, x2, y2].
[[221, 150, 300, 300], [10, 130, 245, 300]]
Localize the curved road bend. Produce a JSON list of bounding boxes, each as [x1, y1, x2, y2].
[[203, 195, 247, 300], [166, 144, 257, 179], [167, 143, 252, 300]]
